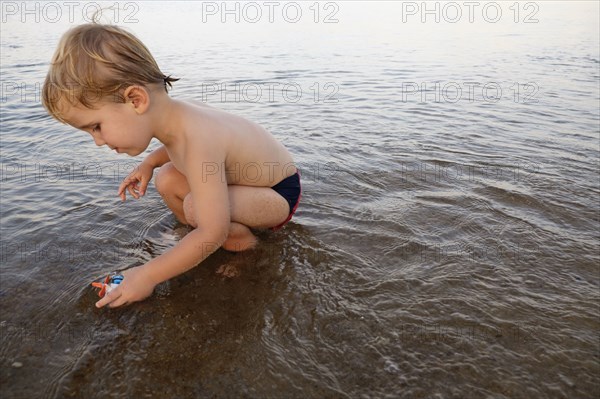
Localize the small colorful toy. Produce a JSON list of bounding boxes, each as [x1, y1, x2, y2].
[[91, 274, 124, 298]]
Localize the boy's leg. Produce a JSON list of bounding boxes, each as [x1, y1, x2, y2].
[[155, 162, 190, 224], [156, 162, 291, 251], [226, 185, 290, 251], [182, 197, 260, 251], [183, 185, 290, 251]]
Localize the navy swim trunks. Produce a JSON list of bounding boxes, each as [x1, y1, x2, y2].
[[270, 170, 302, 231]]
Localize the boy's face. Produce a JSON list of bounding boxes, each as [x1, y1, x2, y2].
[[61, 99, 153, 156]]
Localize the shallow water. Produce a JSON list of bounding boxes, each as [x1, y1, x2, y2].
[[1, 1, 599, 398]]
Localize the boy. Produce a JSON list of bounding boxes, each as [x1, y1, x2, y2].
[[41, 23, 301, 308]]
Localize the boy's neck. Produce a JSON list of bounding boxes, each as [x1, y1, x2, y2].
[[149, 92, 182, 146]]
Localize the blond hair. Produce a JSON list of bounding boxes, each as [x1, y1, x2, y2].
[[42, 23, 178, 123]]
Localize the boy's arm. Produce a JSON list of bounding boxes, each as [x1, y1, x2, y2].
[[143, 146, 230, 282], [98, 140, 230, 308], [142, 145, 170, 168], [118, 145, 171, 200]]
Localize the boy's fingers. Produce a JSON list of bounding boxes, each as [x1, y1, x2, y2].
[[118, 181, 130, 197], [96, 290, 121, 308], [127, 184, 139, 199], [119, 173, 139, 189], [140, 176, 148, 196], [119, 185, 128, 201], [118, 181, 135, 201]]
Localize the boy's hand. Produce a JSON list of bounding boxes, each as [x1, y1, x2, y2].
[[95, 266, 157, 308], [118, 161, 154, 201]]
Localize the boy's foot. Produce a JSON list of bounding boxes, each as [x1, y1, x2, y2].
[[222, 222, 258, 252], [222, 235, 258, 252]]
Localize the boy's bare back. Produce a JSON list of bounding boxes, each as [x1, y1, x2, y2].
[[169, 100, 297, 187]]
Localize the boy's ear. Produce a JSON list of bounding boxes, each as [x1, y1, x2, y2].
[[122, 85, 149, 114]]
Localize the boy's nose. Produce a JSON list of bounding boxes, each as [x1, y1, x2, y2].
[[93, 136, 106, 146]]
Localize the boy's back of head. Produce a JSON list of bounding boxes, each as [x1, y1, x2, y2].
[[42, 23, 177, 123]]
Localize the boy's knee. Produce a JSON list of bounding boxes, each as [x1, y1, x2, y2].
[[155, 162, 178, 195]]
